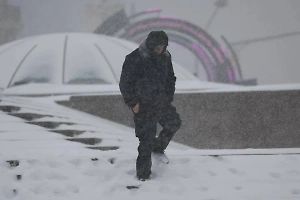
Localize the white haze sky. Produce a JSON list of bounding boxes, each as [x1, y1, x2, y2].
[[8, 0, 300, 85]]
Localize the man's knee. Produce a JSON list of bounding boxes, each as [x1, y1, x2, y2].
[[161, 111, 181, 133], [170, 113, 181, 133], [176, 116, 182, 131]]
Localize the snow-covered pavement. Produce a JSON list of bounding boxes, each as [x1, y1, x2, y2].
[[1, 96, 300, 200], [2, 149, 300, 200]]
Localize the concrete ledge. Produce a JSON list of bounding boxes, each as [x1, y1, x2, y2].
[[87, 146, 119, 151], [58, 90, 300, 149], [66, 138, 102, 145], [9, 113, 51, 121], [50, 130, 85, 137], [27, 121, 75, 129], [0, 105, 21, 113]]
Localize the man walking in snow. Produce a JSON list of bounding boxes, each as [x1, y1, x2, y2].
[[119, 30, 181, 181]]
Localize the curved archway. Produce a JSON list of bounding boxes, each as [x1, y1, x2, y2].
[[95, 9, 242, 83]]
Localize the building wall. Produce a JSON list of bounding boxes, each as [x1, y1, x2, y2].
[[58, 90, 300, 149]]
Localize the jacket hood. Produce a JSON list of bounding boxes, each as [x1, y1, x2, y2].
[[145, 30, 168, 49]]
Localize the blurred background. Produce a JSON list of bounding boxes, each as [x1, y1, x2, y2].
[[1, 0, 300, 85]]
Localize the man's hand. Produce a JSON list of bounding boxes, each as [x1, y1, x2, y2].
[[132, 103, 139, 113]]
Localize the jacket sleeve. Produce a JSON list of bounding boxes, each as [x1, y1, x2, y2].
[[165, 55, 177, 102], [119, 55, 140, 108]]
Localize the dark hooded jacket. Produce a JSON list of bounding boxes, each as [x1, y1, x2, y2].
[[119, 31, 176, 108]]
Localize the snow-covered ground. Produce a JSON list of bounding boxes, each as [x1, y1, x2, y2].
[[1, 96, 300, 200], [3, 81, 300, 97]]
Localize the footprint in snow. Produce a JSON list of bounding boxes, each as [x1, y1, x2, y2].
[[200, 187, 209, 192], [291, 188, 300, 195], [207, 170, 217, 177], [235, 186, 243, 191], [52, 186, 66, 196], [269, 172, 281, 179], [229, 168, 247, 177], [108, 158, 116, 164]]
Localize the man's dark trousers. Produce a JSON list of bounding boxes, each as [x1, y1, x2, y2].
[[134, 103, 181, 179]]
